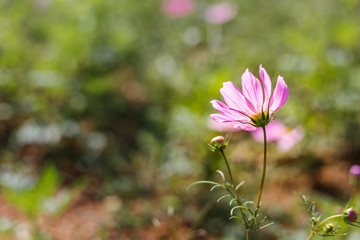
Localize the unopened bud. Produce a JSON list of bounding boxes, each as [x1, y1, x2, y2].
[[211, 136, 225, 145], [344, 208, 358, 223], [323, 223, 335, 234], [311, 216, 319, 224], [210, 136, 227, 151]]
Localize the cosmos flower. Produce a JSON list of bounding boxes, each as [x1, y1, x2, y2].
[[205, 2, 237, 24], [251, 120, 304, 152], [162, 0, 194, 18], [210, 65, 289, 131]]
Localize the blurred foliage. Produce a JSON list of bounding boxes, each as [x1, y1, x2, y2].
[[1, 164, 83, 218], [0, 0, 360, 239]]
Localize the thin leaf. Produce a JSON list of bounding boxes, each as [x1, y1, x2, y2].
[[217, 194, 232, 203], [243, 201, 254, 207], [229, 216, 243, 221], [260, 222, 274, 230], [294, 191, 307, 204], [204, 143, 216, 152], [186, 181, 220, 191], [235, 181, 245, 190], [216, 170, 226, 182], [210, 184, 225, 191], [230, 206, 249, 216], [229, 199, 237, 206], [260, 216, 268, 224]]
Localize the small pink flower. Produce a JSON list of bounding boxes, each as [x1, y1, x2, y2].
[[205, 2, 236, 24], [350, 165, 360, 178], [277, 127, 304, 152], [251, 121, 304, 152], [210, 65, 289, 131], [162, 0, 194, 18]]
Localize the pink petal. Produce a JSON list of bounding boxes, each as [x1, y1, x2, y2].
[[208, 119, 237, 132], [269, 76, 289, 112], [239, 124, 257, 131], [232, 122, 256, 131], [211, 114, 254, 131], [259, 65, 272, 111], [241, 69, 264, 113], [210, 113, 234, 123], [210, 100, 248, 122], [220, 81, 256, 116]]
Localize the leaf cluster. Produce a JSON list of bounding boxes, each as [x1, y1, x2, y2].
[[188, 170, 272, 232], [296, 192, 355, 237]]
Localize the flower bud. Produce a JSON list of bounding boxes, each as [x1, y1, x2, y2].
[[323, 223, 335, 234], [311, 216, 319, 224], [211, 136, 225, 145], [210, 136, 227, 151], [344, 208, 358, 223]]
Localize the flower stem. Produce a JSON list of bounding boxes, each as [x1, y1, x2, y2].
[[306, 231, 315, 240], [220, 149, 250, 237], [256, 126, 267, 209], [246, 230, 251, 240], [317, 214, 342, 226], [220, 149, 235, 185]]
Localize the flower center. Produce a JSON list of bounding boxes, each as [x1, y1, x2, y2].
[[250, 111, 270, 128]]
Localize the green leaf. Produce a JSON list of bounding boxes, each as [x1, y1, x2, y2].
[[210, 184, 226, 191], [34, 164, 60, 197], [260, 221, 274, 230], [1, 164, 60, 217], [216, 170, 226, 182], [243, 201, 254, 207], [230, 206, 250, 216], [186, 181, 220, 191], [217, 194, 232, 203], [229, 199, 237, 206], [235, 181, 245, 190], [229, 215, 243, 221], [294, 191, 308, 205]]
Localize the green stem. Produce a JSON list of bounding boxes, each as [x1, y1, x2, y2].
[[246, 230, 251, 240], [306, 231, 315, 240], [220, 149, 235, 185], [256, 126, 267, 209], [306, 215, 342, 240], [317, 214, 342, 226], [220, 149, 250, 233]]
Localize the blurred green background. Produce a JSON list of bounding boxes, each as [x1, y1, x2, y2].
[[0, 0, 360, 239]]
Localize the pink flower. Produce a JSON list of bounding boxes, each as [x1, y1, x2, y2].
[[162, 0, 194, 18], [350, 165, 360, 178], [251, 120, 285, 142], [277, 127, 304, 152], [251, 120, 304, 152], [205, 2, 236, 24], [210, 65, 289, 131]]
